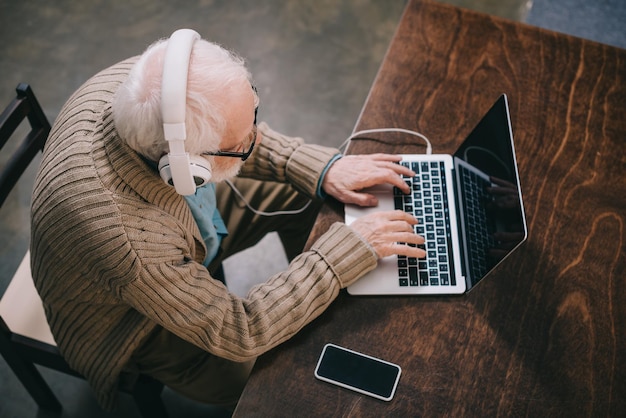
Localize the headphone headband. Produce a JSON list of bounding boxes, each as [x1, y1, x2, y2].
[[160, 29, 203, 195]]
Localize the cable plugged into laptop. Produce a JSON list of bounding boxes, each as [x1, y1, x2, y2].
[[226, 128, 432, 217], [342, 128, 433, 155]]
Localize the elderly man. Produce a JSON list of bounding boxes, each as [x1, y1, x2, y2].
[[30, 29, 424, 412]]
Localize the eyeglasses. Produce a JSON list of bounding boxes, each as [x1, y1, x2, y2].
[[202, 122, 256, 161], [202, 88, 259, 161]]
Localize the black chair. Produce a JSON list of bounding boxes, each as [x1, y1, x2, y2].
[[0, 83, 168, 417]]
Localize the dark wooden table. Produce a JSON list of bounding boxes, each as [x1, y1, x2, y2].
[[234, 0, 626, 416]]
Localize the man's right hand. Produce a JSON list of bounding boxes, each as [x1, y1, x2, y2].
[[349, 210, 425, 259]]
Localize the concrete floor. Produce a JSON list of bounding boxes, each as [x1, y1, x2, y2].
[[2, 0, 620, 416]]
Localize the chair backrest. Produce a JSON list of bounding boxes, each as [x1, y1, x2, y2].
[[0, 83, 52, 342], [0, 82, 53, 343], [0, 83, 50, 207]]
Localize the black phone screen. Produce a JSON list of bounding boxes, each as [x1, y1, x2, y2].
[[315, 344, 401, 401]]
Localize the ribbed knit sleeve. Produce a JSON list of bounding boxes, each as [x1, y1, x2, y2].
[[238, 122, 341, 198], [122, 222, 377, 361]]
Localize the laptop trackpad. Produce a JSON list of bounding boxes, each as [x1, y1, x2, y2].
[[344, 184, 395, 226]]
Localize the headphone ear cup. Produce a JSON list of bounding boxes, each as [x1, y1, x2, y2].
[[159, 155, 212, 188], [158, 154, 175, 186], [188, 155, 212, 187]]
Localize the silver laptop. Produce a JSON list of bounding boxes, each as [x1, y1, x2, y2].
[[346, 94, 527, 295]]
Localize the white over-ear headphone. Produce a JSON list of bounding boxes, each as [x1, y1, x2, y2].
[[158, 28, 213, 195]]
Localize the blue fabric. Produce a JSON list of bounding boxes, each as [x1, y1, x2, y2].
[[183, 183, 228, 267]]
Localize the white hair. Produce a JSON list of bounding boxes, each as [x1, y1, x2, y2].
[[112, 36, 256, 162]]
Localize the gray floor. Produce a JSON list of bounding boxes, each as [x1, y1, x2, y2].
[[0, 0, 620, 416], [527, 0, 626, 49]]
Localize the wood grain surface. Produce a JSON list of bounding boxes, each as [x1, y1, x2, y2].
[[234, 0, 626, 416]]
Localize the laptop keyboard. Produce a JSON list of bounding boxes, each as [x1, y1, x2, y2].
[[394, 161, 455, 287]]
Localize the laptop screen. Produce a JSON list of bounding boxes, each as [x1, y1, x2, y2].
[[453, 95, 527, 289]]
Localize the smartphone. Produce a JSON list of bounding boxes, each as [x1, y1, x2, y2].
[[314, 343, 401, 401]]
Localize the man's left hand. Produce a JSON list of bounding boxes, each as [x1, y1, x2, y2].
[[322, 154, 414, 206]]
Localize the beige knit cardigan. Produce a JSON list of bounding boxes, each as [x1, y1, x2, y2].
[[30, 57, 377, 409]]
